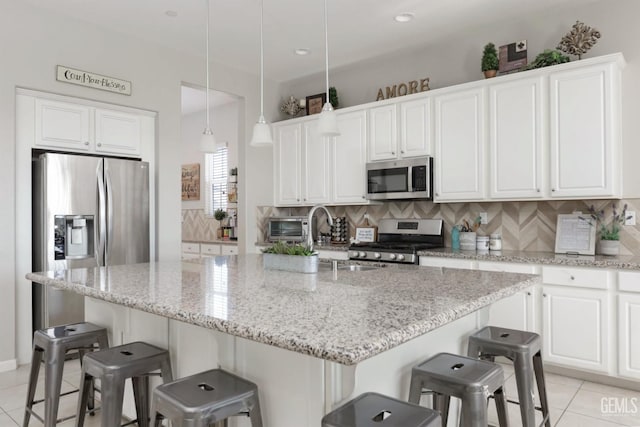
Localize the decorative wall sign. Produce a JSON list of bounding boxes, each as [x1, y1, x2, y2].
[[376, 78, 429, 101], [499, 40, 528, 74], [181, 163, 200, 201], [306, 93, 326, 115], [56, 65, 132, 95]]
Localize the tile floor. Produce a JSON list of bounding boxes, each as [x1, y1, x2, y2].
[[0, 360, 638, 426]]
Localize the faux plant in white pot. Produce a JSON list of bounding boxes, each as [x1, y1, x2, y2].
[[586, 204, 631, 256]]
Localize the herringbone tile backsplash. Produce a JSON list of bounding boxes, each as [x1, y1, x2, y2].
[[256, 199, 640, 256]]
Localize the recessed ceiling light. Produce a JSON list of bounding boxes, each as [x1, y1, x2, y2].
[[394, 13, 414, 23], [295, 48, 311, 56], [165, 10, 178, 17]]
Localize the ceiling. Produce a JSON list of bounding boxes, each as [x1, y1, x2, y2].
[[22, 0, 598, 83], [181, 85, 239, 116]]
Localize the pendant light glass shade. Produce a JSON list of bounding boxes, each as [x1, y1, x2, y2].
[[318, 0, 339, 137], [200, 0, 218, 152], [250, 0, 273, 146]]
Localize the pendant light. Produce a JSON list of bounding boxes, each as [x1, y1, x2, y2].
[[317, 0, 340, 137], [250, 0, 273, 146], [200, 0, 218, 152]]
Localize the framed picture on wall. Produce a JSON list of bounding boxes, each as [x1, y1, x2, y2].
[[306, 93, 326, 115], [181, 163, 200, 201]]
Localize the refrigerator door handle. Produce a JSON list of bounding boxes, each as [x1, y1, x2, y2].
[[105, 172, 114, 264], [97, 163, 107, 266]]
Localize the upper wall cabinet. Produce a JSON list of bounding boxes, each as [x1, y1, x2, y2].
[[489, 76, 544, 199], [34, 98, 143, 158], [273, 109, 371, 207], [549, 61, 620, 198], [434, 87, 485, 201], [35, 99, 91, 151], [368, 98, 431, 162], [95, 109, 142, 157]]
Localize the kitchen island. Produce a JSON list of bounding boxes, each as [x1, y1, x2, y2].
[[27, 255, 539, 426]]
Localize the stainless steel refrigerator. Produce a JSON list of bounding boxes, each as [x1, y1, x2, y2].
[[32, 152, 149, 331]]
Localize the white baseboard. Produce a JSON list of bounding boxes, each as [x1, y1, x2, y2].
[[0, 358, 17, 373]]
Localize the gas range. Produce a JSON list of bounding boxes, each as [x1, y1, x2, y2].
[[349, 218, 444, 264]]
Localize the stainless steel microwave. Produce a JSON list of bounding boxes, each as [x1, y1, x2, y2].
[[267, 216, 314, 243], [366, 156, 432, 200]]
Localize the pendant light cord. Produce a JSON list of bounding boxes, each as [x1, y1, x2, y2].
[[260, 0, 264, 117], [205, 0, 211, 130], [324, 0, 330, 104]]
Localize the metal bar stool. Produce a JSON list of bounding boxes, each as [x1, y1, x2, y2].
[[467, 326, 550, 427], [322, 392, 441, 427], [76, 341, 173, 427], [408, 352, 509, 427], [150, 368, 263, 427], [23, 322, 109, 427]]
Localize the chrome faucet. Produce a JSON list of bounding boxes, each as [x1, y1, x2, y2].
[[307, 205, 334, 252]]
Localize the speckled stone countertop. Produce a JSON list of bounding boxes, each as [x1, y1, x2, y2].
[[255, 241, 350, 252], [26, 255, 539, 365], [418, 248, 640, 270]]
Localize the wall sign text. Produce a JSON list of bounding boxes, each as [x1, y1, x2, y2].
[[56, 65, 132, 96], [376, 78, 430, 101]]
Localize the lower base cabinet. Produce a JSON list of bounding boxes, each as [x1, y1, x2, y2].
[[618, 293, 640, 380], [542, 285, 610, 374]]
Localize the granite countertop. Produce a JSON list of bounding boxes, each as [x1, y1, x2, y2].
[[255, 241, 350, 252], [27, 255, 538, 365], [418, 248, 640, 270]]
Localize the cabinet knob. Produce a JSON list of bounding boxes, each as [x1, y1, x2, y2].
[[303, 198, 307, 201], [570, 275, 575, 280], [435, 193, 439, 197], [401, 150, 405, 154], [391, 151, 395, 155], [543, 293, 547, 297], [97, 142, 102, 147], [551, 188, 556, 192], [297, 199, 300, 202], [527, 292, 532, 296], [84, 141, 89, 146], [362, 195, 366, 199], [536, 188, 540, 192]]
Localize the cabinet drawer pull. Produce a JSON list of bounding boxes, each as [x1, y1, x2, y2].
[[84, 141, 89, 146], [391, 151, 395, 155], [97, 142, 102, 147], [543, 293, 548, 297], [400, 150, 405, 154], [527, 292, 532, 296], [570, 275, 575, 280], [536, 188, 540, 192], [551, 188, 556, 192]]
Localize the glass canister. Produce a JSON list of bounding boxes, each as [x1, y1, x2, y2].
[[490, 233, 502, 251]]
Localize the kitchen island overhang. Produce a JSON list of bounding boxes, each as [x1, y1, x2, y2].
[[26, 255, 540, 366]]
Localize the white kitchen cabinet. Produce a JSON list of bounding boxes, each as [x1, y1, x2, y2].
[[549, 61, 620, 198], [200, 243, 222, 257], [274, 111, 372, 207], [332, 110, 368, 203], [368, 98, 430, 162], [617, 271, 640, 380], [368, 104, 397, 161], [489, 77, 544, 199], [477, 261, 539, 332], [35, 98, 91, 151], [273, 122, 303, 205], [542, 285, 610, 374], [181, 242, 200, 260], [302, 120, 331, 204], [434, 87, 486, 201], [221, 245, 238, 255], [95, 108, 142, 157]]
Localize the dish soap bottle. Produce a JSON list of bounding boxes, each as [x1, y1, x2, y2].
[[451, 226, 460, 250]]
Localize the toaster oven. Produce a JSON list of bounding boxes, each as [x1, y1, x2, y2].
[[267, 216, 314, 243]]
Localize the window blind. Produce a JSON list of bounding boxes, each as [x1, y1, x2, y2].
[[205, 146, 228, 216]]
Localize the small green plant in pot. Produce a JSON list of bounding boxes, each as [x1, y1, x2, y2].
[[214, 209, 227, 239], [481, 43, 499, 78], [585, 204, 631, 256], [262, 242, 319, 273], [523, 49, 570, 70]]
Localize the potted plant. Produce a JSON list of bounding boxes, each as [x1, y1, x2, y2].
[[481, 43, 499, 78], [262, 241, 319, 273], [329, 87, 339, 109], [214, 208, 227, 239], [586, 203, 631, 256], [523, 49, 570, 70]]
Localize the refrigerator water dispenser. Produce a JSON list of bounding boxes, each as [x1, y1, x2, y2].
[[54, 215, 94, 260]]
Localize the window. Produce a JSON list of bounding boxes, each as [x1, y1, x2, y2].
[[205, 146, 228, 216]]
